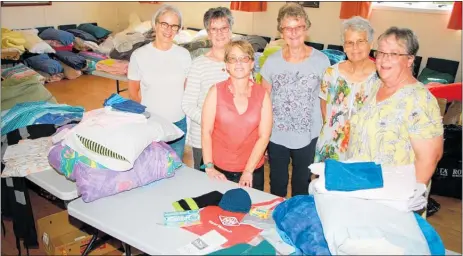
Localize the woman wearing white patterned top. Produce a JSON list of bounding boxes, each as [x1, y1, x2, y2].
[[314, 16, 379, 163], [182, 7, 234, 170]]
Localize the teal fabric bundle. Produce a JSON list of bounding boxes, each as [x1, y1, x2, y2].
[[208, 240, 276, 255], [325, 159, 383, 191], [321, 49, 347, 65]]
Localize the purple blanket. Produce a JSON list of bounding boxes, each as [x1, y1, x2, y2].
[[48, 141, 182, 202]]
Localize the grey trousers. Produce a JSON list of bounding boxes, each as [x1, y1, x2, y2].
[[192, 147, 203, 170]]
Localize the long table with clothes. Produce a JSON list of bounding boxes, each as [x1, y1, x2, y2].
[[1, 97, 458, 256], [0, 102, 85, 255]]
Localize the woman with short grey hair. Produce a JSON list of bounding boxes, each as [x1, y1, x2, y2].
[[128, 4, 191, 160], [347, 27, 443, 212], [182, 7, 234, 170], [314, 15, 379, 163], [151, 4, 184, 30], [261, 3, 330, 198]]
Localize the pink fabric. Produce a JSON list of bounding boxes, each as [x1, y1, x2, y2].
[[96, 59, 129, 75], [44, 40, 73, 51]]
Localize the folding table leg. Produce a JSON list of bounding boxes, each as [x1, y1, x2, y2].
[[124, 243, 131, 256], [81, 231, 98, 256], [81, 229, 111, 256]]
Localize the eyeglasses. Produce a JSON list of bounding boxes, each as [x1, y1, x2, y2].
[[226, 56, 252, 64], [374, 50, 411, 60], [344, 39, 368, 48], [157, 22, 180, 32], [281, 25, 306, 34], [209, 26, 230, 34]]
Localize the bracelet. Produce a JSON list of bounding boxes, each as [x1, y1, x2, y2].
[[200, 162, 214, 169]]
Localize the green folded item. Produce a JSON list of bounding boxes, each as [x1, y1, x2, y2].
[[418, 67, 454, 85], [208, 240, 276, 255], [1, 78, 55, 110]]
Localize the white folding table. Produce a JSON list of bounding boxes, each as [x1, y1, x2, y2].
[[26, 168, 79, 202], [91, 70, 128, 94], [67, 166, 462, 256], [67, 166, 278, 255]]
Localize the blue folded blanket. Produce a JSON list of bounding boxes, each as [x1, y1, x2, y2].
[[273, 195, 331, 255], [103, 93, 146, 114], [39, 28, 75, 45], [67, 29, 98, 43], [325, 159, 383, 191], [24, 54, 63, 75]]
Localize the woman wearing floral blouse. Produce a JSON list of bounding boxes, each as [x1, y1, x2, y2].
[[314, 16, 379, 162]]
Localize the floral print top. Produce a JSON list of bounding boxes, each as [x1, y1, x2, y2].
[[314, 63, 380, 162], [346, 82, 444, 166]]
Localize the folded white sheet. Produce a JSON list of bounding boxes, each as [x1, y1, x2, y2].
[[309, 161, 416, 201], [314, 193, 430, 255]]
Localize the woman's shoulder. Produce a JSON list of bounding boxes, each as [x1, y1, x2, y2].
[[264, 49, 283, 62], [172, 44, 191, 57]]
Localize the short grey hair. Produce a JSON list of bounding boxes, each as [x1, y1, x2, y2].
[[378, 26, 420, 56], [277, 3, 311, 33], [203, 7, 234, 30], [341, 16, 374, 44], [151, 4, 183, 29]]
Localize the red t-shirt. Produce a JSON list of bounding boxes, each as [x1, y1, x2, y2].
[[182, 198, 285, 248]]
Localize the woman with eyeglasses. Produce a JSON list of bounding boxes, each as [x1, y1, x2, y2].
[[347, 27, 443, 211], [314, 16, 379, 163], [182, 7, 234, 170], [260, 3, 330, 198], [127, 5, 192, 160], [200, 40, 272, 190]]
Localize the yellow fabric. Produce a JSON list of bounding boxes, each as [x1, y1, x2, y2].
[[172, 201, 184, 212], [347, 82, 443, 166], [19, 31, 43, 51], [1, 28, 26, 52], [98, 59, 116, 66], [185, 198, 199, 210]]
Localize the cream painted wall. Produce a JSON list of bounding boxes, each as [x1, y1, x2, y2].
[[1, 1, 460, 81], [1, 1, 119, 31], [116, 1, 461, 82]]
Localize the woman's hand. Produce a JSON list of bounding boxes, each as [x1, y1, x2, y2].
[[205, 168, 226, 180], [239, 171, 253, 187]]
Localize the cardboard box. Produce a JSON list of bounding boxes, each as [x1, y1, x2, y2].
[[37, 210, 121, 256]]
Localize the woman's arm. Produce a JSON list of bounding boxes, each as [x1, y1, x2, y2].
[[261, 79, 272, 94], [411, 136, 443, 185], [320, 99, 327, 123], [182, 65, 203, 124], [244, 91, 273, 173], [128, 80, 141, 103], [201, 86, 219, 170]]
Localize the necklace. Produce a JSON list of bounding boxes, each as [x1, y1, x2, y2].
[[210, 50, 226, 72]]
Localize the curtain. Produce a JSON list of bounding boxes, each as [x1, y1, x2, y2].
[[448, 1, 462, 30], [230, 1, 267, 12], [339, 1, 372, 19]]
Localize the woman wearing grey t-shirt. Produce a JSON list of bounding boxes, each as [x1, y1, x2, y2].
[[260, 3, 330, 197]]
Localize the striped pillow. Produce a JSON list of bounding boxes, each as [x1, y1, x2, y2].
[[77, 134, 128, 162]]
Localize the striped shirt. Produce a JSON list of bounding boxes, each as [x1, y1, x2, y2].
[[182, 55, 229, 148]]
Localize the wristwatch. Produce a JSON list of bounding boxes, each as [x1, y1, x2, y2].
[[200, 162, 214, 169]]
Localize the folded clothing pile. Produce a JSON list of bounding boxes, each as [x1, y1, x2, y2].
[[309, 159, 417, 211], [95, 59, 129, 75], [39, 28, 75, 51], [47, 107, 185, 202], [24, 54, 63, 76], [103, 93, 146, 114], [1, 101, 84, 135]]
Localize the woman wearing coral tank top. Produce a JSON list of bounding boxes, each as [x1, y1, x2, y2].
[[201, 40, 273, 191]]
